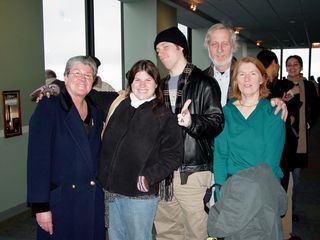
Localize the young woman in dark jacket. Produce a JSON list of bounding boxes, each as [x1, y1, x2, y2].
[[98, 60, 183, 240]]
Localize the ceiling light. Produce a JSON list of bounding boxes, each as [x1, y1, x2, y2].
[[256, 40, 263, 47], [234, 27, 243, 35], [312, 42, 320, 48], [190, 3, 197, 11]]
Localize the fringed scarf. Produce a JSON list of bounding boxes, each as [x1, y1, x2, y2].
[[159, 63, 194, 201]]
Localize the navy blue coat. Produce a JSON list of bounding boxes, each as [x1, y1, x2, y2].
[[27, 89, 105, 240]]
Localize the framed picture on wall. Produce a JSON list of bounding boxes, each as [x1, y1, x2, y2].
[[2, 90, 22, 138]]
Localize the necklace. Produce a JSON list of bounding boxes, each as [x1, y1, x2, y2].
[[239, 100, 258, 107]]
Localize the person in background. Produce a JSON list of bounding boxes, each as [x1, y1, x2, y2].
[[45, 69, 58, 85], [153, 26, 224, 240], [210, 56, 286, 238], [203, 23, 237, 106], [27, 56, 105, 240], [93, 76, 115, 92], [98, 60, 183, 240], [257, 49, 302, 240], [284, 55, 319, 223], [89, 56, 116, 92]]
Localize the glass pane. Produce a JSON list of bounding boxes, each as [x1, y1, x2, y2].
[[282, 48, 309, 79], [271, 49, 283, 79], [94, 0, 122, 91], [43, 0, 86, 80], [271, 49, 281, 63], [178, 23, 188, 40], [311, 48, 320, 81]]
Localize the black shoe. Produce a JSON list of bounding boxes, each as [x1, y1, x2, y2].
[[292, 213, 300, 222]]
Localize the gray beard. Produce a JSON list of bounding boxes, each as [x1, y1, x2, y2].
[[210, 54, 233, 70]]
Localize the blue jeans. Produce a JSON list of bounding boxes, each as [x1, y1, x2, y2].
[[108, 195, 159, 240]]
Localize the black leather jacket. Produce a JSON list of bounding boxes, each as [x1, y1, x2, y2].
[[165, 66, 224, 175]]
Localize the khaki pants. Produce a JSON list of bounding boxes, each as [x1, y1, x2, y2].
[[154, 171, 212, 240], [282, 172, 293, 240]]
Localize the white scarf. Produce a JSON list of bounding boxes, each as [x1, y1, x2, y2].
[[130, 92, 156, 108]]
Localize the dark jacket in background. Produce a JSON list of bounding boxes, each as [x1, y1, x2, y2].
[[268, 79, 301, 190]]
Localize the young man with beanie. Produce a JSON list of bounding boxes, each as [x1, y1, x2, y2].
[[153, 26, 224, 240]]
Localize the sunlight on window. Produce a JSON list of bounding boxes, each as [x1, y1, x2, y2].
[[282, 49, 309, 79], [271, 48, 319, 80], [94, 0, 122, 91], [42, 0, 86, 81], [311, 48, 320, 80], [178, 23, 188, 40]]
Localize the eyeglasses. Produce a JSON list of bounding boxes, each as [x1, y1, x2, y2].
[[69, 71, 94, 81]]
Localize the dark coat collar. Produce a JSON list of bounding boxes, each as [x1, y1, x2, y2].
[[59, 86, 95, 112]]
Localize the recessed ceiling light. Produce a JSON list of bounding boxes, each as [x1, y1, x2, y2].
[[234, 27, 244, 34], [190, 3, 197, 11], [312, 42, 320, 47], [256, 40, 263, 47]]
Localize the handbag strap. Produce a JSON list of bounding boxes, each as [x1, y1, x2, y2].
[[101, 94, 126, 139]]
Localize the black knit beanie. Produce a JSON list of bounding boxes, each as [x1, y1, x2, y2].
[[154, 27, 189, 56]]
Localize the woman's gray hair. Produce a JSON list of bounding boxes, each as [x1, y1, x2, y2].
[[64, 56, 98, 79], [204, 23, 238, 53]]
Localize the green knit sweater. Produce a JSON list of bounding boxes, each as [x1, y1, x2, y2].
[[214, 98, 285, 186]]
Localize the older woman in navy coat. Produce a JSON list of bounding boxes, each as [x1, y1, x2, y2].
[[27, 56, 105, 240]]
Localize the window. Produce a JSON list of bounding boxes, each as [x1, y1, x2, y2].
[[271, 49, 282, 78], [42, 0, 86, 80], [311, 48, 320, 80], [178, 23, 188, 40], [94, 0, 122, 91], [282, 49, 309, 79]]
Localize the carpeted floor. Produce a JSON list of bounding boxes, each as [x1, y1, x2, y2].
[[0, 210, 36, 240], [291, 118, 320, 239]]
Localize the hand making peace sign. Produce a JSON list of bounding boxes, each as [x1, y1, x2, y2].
[[177, 99, 192, 128]]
